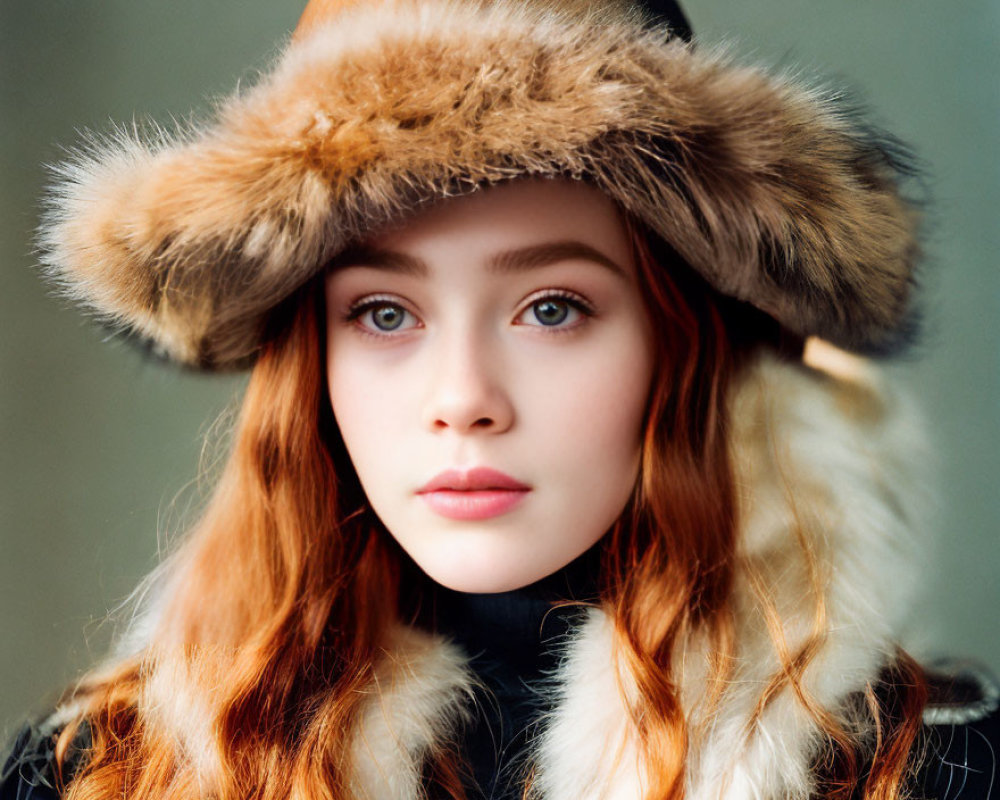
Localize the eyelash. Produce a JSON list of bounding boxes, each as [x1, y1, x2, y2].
[[343, 289, 596, 339], [516, 289, 595, 331]]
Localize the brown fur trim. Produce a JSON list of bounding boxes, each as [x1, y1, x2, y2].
[[39, 0, 920, 369]]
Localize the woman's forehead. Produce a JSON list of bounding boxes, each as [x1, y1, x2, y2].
[[347, 177, 633, 271]]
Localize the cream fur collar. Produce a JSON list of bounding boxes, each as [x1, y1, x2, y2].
[[346, 347, 928, 800]]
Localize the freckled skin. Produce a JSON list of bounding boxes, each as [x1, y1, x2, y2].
[[325, 178, 655, 593]]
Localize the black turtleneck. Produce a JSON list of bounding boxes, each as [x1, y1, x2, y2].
[[404, 540, 604, 800]]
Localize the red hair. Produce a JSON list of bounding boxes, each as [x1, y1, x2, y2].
[[51, 207, 925, 800], [601, 215, 927, 800]]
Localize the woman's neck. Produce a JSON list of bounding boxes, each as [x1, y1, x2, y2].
[[405, 539, 605, 676]]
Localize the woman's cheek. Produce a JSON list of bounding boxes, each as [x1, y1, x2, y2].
[[531, 326, 651, 445], [327, 349, 402, 471]]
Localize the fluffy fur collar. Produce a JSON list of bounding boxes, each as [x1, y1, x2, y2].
[[344, 347, 928, 799]]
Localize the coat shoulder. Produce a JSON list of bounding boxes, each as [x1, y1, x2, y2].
[[1, 713, 90, 800], [4, 664, 998, 800], [911, 660, 1000, 799]]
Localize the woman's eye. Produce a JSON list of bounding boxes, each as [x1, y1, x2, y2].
[[350, 301, 418, 334], [516, 295, 591, 328], [532, 299, 572, 326]]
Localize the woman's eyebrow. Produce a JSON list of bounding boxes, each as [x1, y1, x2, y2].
[[328, 241, 626, 278], [327, 246, 426, 275], [490, 241, 626, 278]]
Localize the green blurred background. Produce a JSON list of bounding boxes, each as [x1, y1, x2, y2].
[[2, 0, 998, 734]]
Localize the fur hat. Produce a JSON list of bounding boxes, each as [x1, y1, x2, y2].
[[39, 0, 921, 369]]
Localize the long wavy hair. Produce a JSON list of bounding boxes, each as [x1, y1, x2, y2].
[[49, 207, 926, 800]]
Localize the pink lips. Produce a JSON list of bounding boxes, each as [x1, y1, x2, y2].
[[416, 467, 530, 520]]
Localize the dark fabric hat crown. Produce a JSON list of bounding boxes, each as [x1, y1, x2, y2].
[[40, 0, 919, 369]]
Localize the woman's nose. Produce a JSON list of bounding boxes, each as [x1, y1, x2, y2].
[[422, 334, 514, 435]]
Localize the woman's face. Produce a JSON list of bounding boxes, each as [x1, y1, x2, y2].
[[325, 178, 655, 593]]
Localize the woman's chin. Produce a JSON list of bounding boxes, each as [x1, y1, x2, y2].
[[415, 548, 560, 594]]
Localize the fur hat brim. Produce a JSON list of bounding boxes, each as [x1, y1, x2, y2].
[[39, 0, 920, 369]]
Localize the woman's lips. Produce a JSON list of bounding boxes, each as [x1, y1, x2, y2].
[[416, 467, 530, 520]]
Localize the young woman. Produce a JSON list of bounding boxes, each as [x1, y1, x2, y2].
[[3, 0, 997, 798]]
